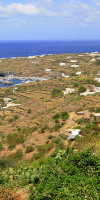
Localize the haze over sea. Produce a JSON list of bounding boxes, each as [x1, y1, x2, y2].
[[0, 41, 100, 58]]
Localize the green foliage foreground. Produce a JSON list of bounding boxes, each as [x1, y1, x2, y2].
[[0, 148, 100, 200]]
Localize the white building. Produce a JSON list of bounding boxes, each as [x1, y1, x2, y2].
[[66, 56, 72, 59], [13, 87, 18, 93], [94, 78, 100, 83], [60, 63, 66, 66], [45, 69, 51, 72], [76, 71, 82, 75], [78, 55, 83, 57], [63, 88, 75, 95], [90, 58, 96, 62], [28, 56, 36, 59], [70, 60, 78, 63], [70, 65, 79, 68], [80, 87, 100, 96], [68, 129, 81, 140], [40, 55, 45, 58], [62, 73, 70, 78]]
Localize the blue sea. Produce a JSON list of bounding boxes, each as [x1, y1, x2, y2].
[[0, 40, 100, 58]]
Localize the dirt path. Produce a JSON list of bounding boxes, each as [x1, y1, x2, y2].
[[60, 112, 77, 135]]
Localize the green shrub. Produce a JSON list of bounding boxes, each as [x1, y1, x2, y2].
[[9, 118, 14, 123], [31, 127, 37, 132], [51, 89, 63, 98], [57, 141, 65, 149], [51, 123, 61, 132], [41, 125, 49, 133], [55, 118, 59, 123], [61, 111, 69, 121], [14, 115, 18, 120], [92, 131, 99, 136], [0, 142, 3, 151], [37, 142, 54, 153], [25, 145, 34, 154], [52, 113, 60, 120], [91, 124, 99, 131], [95, 107, 100, 113], [9, 149, 23, 160], [61, 122, 65, 127], [0, 159, 10, 169], [54, 137, 61, 144], [76, 118, 84, 124], [31, 152, 44, 161], [28, 109, 31, 114], [60, 134, 68, 140], [73, 82, 80, 87], [8, 144, 15, 150], [76, 107, 83, 113], [48, 135, 54, 139], [1, 114, 6, 120], [17, 127, 21, 131], [7, 133, 25, 147], [78, 86, 86, 93]]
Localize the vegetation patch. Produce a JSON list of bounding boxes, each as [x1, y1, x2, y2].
[[0, 142, 3, 151], [51, 89, 63, 98], [37, 142, 54, 153], [25, 145, 34, 154]]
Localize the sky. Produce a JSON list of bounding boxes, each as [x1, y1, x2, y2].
[[0, 0, 100, 40]]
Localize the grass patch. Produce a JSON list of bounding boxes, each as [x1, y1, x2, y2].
[[25, 145, 34, 154], [37, 142, 54, 153], [51, 89, 63, 98], [0, 142, 3, 151]]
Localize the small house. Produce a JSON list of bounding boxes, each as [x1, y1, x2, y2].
[[70, 65, 79, 68], [76, 71, 82, 75], [45, 69, 51, 72], [90, 58, 96, 62], [60, 63, 66, 66], [63, 88, 75, 95], [77, 111, 85, 115], [13, 87, 18, 93], [62, 73, 70, 78], [66, 56, 72, 59], [68, 129, 81, 141], [70, 60, 78, 63], [78, 55, 83, 57]]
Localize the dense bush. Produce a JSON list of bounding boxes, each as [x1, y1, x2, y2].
[[0, 148, 99, 200], [61, 111, 69, 121], [31, 152, 44, 161], [0, 159, 10, 169], [52, 111, 69, 125], [76, 118, 84, 124], [52, 113, 60, 120]]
